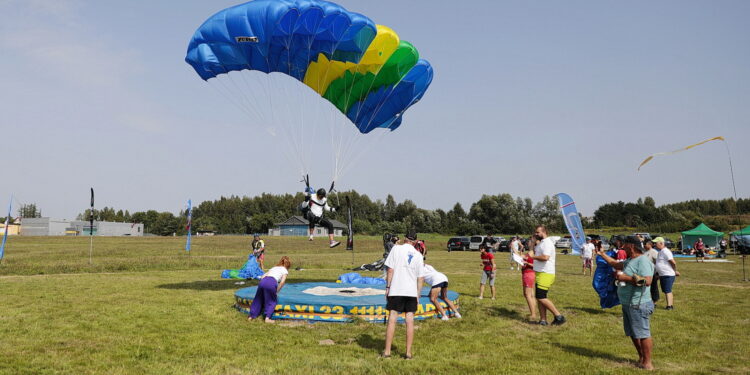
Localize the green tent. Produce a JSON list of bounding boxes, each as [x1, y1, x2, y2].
[[681, 223, 724, 250], [730, 225, 750, 236]]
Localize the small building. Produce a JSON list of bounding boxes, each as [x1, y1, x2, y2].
[[0, 223, 21, 236], [20, 218, 71, 236], [268, 216, 346, 237], [68, 221, 144, 237]]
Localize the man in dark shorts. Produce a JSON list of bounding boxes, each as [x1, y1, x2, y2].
[[382, 231, 425, 359], [694, 238, 706, 263]]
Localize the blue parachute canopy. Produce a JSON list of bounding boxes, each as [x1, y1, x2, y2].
[[337, 272, 386, 285], [222, 254, 264, 280], [185, 0, 433, 134], [592, 251, 621, 309]]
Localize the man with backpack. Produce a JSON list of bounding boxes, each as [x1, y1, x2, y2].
[[300, 188, 340, 248]]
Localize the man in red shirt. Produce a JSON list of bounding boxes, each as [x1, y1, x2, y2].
[[694, 238, 706, 263], [479, 244, 496, 299]]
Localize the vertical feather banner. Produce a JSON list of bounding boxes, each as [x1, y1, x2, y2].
[[89, 188, 94, 264], [556, 193, 586, 255], [0, 196, 12, 261], [185, 199, 192, 252]]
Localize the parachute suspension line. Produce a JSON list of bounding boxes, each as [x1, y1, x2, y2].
[[724, 140, 739, 206]]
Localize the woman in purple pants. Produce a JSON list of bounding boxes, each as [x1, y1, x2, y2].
[[248, 256, 291, 323]]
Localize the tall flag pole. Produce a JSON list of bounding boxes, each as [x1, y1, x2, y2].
[[555, 193, 587, 255], [89, 188, 94, 264], [185, 199, 192, 252], [0, 195, 12, 262]]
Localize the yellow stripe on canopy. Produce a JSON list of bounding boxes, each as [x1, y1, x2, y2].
[[304, 25, 400, 95], [637, 136, 725, 171]]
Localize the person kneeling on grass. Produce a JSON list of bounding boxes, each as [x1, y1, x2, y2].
[[248, 256, 291, 323], [422, 261, 461, 321], [596, 236, 655, 371]]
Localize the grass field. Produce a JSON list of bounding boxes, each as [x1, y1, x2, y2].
[[1, 235, 748, 374]]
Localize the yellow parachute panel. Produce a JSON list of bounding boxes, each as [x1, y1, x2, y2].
[[304, 25, 399, 95]]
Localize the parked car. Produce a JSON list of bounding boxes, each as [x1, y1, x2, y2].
[[633, 232, 652, 241], [469, 236, 485, 251], [497, 240, 510, 252], [446, 237, 470, 251], [555, 237, 572, 249]]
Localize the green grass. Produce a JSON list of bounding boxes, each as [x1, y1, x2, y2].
[[1, 235, 748, 374]]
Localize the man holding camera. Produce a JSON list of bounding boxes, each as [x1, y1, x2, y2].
[[596, 236, 655, 370]]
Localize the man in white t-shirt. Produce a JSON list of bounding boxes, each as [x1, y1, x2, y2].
[[654, 237, 680, 310], [510, 236, 521, 271], [581, 237, 595, 276], [382, 231, 425, 359], [530, 225, 566, 326]]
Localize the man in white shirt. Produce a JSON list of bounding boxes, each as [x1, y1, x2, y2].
[[581, 237, 595, 276], [530, 225, 566, 326], [382, 231, 425, 359], [300, 188, 340, 248], [654, 237, 680, 310], [510, 236, 521, 270]]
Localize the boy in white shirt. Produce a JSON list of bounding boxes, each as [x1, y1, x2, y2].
[[383, 232, 424, 359]]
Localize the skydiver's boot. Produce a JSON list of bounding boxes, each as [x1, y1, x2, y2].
[[330, 240, 341, 248]]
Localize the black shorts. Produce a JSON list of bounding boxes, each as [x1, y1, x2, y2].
[[431, 281, 448, 290], [386, 296, 418, 313], [535, 287, 549, 299]]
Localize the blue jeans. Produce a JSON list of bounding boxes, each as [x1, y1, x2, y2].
[[622, 301, 654, 339]]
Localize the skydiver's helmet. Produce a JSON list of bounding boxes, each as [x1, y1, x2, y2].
[[316, 188, 327, 198], [383, 233, 393, 244]]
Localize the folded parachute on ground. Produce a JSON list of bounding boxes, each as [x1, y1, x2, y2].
[[185, 0, 433, 134], [592, 250, 620, 309], [337, 272, 386, 285], [222, 254, 264, 280]]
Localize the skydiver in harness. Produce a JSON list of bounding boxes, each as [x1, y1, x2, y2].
[[301, 187, 341, 248]]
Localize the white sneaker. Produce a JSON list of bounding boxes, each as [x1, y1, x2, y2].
[[441, 315, 450, 321], [308, 235, 314, 241], [329, 241, 341, 248], [454, 312, 462, 319], [478, 296, 483, 300]]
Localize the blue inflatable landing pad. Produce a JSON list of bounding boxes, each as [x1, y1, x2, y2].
[[234, 282, 460, 323]]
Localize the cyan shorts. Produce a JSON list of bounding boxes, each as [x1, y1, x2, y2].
[[622, 301, 654, 339], [659, 276, 676, 294]]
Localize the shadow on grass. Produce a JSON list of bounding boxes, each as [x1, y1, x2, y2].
[[552, 343, 633, 364], [489, 306, 524, 321], [157, 278, 334, 291], [356, 333, 386, 353], [566, 306, 612, 315], [157, 279, 254, 291]]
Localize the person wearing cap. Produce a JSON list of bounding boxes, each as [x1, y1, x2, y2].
[[300, 188, 340, 248], [251, 234, 266, 270], [654, 237, 679, 310], [595, 236, 655, 370], [529, 225, 566, 326], [581, 237, 595, 276], [382, 231, 425, 359]]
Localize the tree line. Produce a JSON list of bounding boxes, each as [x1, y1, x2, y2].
[[592, 197, 750, 233], [67, 192, 565, 236], [14, 194, 746, 236]]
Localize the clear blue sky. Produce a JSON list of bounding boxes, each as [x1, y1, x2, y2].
[[1, 0, 748, 219]]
